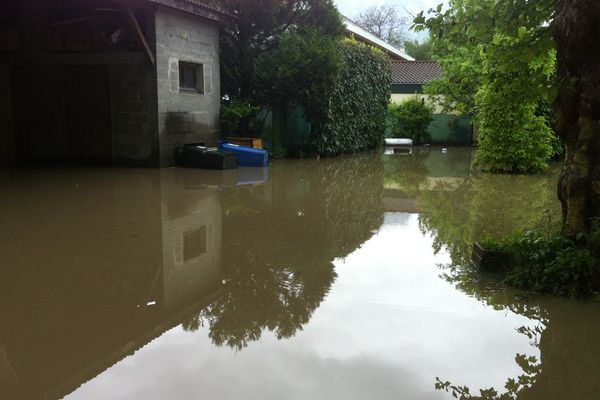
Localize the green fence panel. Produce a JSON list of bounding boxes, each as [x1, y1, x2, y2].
[[427, 114, 473, 145], [286, 106, 311, 150]]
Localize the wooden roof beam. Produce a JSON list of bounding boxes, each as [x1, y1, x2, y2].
[[120, 0, 155, 66]]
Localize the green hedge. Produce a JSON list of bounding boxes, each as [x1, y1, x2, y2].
[[387, 97, 434, 145], [310, 39, 391, 156]]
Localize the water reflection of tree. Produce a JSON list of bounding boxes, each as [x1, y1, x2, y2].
[[183, 153, 385, 349], [401, 158, 600, 399], [418, 171, 559, 265], [434, 264, 600, 399], [383, 148, 430, 198]]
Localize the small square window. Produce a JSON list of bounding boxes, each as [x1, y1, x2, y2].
[[183, 226, 207, 262], [179, 61, 204, 93]]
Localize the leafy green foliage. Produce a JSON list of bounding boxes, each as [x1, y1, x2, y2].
[[403, 39, 433, 60], [480, 222, 600, 297], [220, 100, 259, 136], [475, 33, 556, 173], [536, 99, 565, 160], [310, 39, 391, 156], [414, 0, 558, 173], [215, 0, 344, 146], [388, 97, 434, 144], [435, 354, 541, 399], [217, 0, 344, 101], [423, 44, 481, 115], [216, 2, 390, 157], [418, 162, 559, 266], [254, 28, 341, 127]]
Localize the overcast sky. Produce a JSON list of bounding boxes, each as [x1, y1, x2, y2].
[[335, 0, 443, 40], [335, 0, 441, 17]]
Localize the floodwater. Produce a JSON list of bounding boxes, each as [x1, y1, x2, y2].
[[0, 148, 598, 400]]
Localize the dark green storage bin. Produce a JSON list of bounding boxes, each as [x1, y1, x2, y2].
[[175, 144, 237, 170]]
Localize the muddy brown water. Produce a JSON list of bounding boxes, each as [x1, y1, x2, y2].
[[0, 148, 598, 400]]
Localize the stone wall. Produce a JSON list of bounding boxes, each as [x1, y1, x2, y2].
[[2, 2, 221, 167], [155, 7, 221, 167]]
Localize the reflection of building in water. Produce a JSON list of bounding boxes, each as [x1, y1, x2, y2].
[[383, 147, 474, 213], [0, 158, 385, 398], [160, 169, 222, 309], [0, 168, 222, 400]]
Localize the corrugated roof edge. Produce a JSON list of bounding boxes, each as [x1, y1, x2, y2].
[[148, 0, 236, 21]]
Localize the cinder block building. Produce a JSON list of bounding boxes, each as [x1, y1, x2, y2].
[[0, 0, 227, 167]]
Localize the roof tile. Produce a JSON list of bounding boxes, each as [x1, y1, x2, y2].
[[390, 61, 442, 84]]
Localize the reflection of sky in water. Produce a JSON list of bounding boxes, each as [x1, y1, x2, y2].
[[382, 212, 412, 226], [67, 214, 538, 400]]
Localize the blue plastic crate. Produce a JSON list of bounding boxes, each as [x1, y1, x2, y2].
[[218, 141, 269, 167]]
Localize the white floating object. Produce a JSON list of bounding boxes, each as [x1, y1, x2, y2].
[[384, 138, 413, 146]]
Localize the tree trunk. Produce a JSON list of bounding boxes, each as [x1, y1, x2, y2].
[[554, 0, 600, 236]]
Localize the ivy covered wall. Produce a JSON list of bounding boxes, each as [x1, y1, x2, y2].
[[309, 39, 392, 156]]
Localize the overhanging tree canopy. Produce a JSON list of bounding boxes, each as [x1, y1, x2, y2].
[[416, 0, 600, 234], [215, 0, 344, 101], [414, 0, 557, 173]]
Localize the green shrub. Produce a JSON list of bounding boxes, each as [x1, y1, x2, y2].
[[310, 38, 392, 156], [476, 96, 555, 173], [387, 97, 434, 144], [535, 100, 565, 160], [481, 222, 600, 296], [220, 100, 260, 136], [474, 33, 556, 173]]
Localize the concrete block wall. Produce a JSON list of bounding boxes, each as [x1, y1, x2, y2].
[[110, 63, 160, 166], [159, 170, 222, 308], [154, 7, 221, 167]]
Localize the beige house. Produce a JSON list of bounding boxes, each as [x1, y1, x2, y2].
[[390, 61, 443, 109], [390, 61, 474, 145]]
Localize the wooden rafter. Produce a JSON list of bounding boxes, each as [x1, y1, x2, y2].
[[120, 0, 155, 66]]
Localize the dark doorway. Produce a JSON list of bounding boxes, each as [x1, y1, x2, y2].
[[64, 65, 112, 163], [0, 65, 14, 167]]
